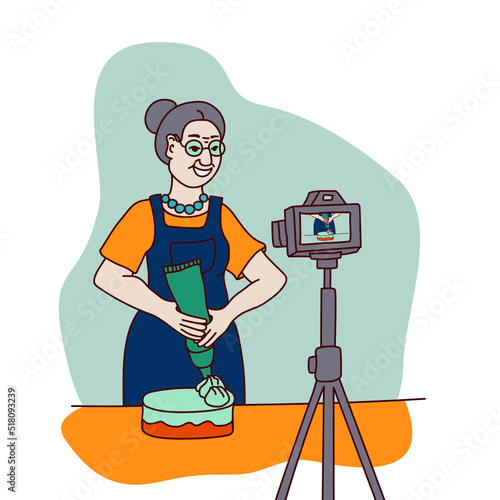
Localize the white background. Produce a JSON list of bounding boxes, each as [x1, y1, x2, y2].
[[2, 0, 500, 498]]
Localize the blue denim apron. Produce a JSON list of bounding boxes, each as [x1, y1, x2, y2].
[[122, 194, 245, 405]]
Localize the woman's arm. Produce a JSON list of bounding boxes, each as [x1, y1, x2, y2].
[[328, 213, 341, 223], [309, 213, 326, 221], [197, 250, 287, 347], [94, 259, 206, 341]]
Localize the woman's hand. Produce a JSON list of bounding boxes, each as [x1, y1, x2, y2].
[[158, 300, 207, 341], [196, 307, 234, 348]]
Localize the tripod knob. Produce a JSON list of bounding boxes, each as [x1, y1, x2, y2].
[[308, 356, 316, 373]]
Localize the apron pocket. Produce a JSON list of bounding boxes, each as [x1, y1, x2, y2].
[[169, 238, 216, 274]]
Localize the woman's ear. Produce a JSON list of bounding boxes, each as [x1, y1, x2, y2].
[[165, 134, 179, 159]]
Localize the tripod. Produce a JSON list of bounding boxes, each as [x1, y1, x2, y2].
[[276, 255, 385, 500]]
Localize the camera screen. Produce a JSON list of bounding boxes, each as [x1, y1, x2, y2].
[[300, 212, 351, 245]]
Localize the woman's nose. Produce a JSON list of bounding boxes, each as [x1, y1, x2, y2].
[[198, 148, 212, 166]]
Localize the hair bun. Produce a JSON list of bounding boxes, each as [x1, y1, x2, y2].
[[145, 99, 177, 134]]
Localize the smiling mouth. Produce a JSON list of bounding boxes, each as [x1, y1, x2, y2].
[[192, 166, 213, 177]]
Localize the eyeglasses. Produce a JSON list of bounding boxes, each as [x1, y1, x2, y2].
[[182, 139, 226, 157]]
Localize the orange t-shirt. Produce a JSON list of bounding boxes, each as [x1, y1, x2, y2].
[[100, 199, 266, 279]]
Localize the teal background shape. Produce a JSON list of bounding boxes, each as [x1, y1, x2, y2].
[[59, 43, 419, 405]]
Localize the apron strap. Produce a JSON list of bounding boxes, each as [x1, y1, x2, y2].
[[206, 196, 222, 230], [149, 193, 164, 230]]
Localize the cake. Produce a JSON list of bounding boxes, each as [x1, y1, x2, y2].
[[317, 230, 334, 241], [142, 387, 235, 439]]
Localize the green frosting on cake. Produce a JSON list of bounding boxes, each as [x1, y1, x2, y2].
[[142, 388, 234, 427]]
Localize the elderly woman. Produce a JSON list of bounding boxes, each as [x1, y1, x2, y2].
[[94, 99, 286, 406]]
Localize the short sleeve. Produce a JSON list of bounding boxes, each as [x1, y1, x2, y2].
[[221, 205, 266, 279], [100, 200, 155, 273]]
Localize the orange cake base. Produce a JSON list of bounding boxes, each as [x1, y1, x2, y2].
[[142, 420, 233, 439]]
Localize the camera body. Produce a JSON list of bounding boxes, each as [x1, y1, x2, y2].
[[272, 190, 361, 259]]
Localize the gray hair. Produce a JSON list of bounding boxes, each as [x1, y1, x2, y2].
[[145, 99, 226, 165]]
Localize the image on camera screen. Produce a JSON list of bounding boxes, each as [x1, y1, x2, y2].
[[300, 212, 351, 244]]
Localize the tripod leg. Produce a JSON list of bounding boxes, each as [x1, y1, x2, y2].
[[323, 383, 335, 500], [333, 380, 385, 500], [276, 382, 324, 500]]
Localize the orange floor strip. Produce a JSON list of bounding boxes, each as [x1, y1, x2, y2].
[[61, 401, 412, 485]]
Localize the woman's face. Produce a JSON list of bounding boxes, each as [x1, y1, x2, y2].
[[166, 120, 223, 188]]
